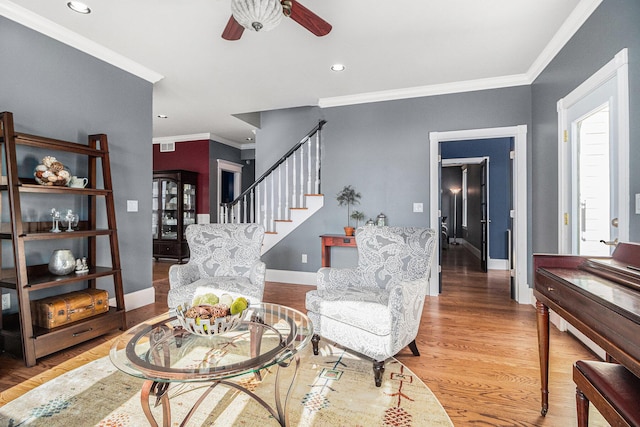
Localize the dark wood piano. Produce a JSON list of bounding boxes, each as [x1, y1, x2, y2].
[[534, 242, 640, 416]]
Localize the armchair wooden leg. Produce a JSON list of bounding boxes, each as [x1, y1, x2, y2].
[[311, 334, 320, 355], [408, 339, 420, 356], [373, 360, 385, 387]]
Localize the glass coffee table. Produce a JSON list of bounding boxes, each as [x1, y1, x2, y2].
[[110, 303, 312, 427]]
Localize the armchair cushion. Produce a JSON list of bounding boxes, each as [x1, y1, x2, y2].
[[305, 287, 391, 336]]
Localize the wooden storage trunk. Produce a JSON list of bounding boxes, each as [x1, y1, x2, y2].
[[31, 289, 109, 329]]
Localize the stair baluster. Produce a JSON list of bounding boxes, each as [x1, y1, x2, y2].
[[220, 120, 326, 251]]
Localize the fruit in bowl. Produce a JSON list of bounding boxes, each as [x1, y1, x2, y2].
[[176, 293, 250, 335], [184, 303, 230, 320]]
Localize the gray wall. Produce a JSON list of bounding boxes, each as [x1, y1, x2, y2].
[[257, 87, 532, 271], [531, 0, 640, 252], [1, 17, 153, 300]]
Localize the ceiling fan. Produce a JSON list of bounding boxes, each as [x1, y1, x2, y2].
[[222, 0, 332, 41]]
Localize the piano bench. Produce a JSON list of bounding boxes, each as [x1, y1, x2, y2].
[[573, 360, 640, 427]]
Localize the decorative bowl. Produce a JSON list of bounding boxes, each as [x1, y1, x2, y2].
[[175, 303, 249, 336]]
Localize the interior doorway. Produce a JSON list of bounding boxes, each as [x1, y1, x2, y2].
[[216, 159, 243, 221], [429, 125, 528, 303]]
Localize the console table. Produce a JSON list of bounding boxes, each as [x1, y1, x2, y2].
[[320, 234, 357, 267]]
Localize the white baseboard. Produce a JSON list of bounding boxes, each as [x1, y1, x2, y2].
[[110, 286, 155, 311], [488, 258, 509, 270], [266, 269, 316, 286]]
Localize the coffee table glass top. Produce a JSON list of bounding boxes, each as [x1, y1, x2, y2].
[[110, 303, 312, 383]]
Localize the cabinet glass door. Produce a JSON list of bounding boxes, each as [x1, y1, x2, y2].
[[160, 178, 179, 240], [152, 179, 159, 239], [183, 183, 196, 234]]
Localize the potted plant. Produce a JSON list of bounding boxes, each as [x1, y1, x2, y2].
[[336, 185, 361, 236], [350, 210, 365, 229]]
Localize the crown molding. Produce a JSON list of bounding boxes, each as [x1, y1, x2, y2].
[[526, 0, 603, 82], [152, 133, 211, 144], [318, 74, 530, 108], [0, 0, 163, 84], [153, 132, 255, 150], [319, 0, 601, 109]]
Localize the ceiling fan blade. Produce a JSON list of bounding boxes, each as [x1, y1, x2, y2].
[[222, 15, 244, 40], [288, 0, 332, 37]]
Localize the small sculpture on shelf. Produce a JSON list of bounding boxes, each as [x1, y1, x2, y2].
[[63, 209, 79, 232], [50, 208, 61, 233], [75, 257, 89, 274]]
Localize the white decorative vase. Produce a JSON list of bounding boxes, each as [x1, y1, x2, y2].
[[48, 249, 76, 275]]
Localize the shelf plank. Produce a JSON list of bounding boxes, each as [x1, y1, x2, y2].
[[5, 133, 105, 157], [0, 265, 119, 290], [19, 229, 113, 241]]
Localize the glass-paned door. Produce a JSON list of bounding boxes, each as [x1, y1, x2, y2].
[[161, 178, 179, 240], [566, 78, 617, 257], [183, 182, 196, 236], [152, 179, 159, 239], [575, 105, 612, 255], [559, 49, 629, 257]]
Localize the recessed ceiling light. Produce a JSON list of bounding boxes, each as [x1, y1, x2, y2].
[[331, 64, 345, 72], [67, 1, 91, 14], [157, 114, 168, 119]]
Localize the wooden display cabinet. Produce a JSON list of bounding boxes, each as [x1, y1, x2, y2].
[[152, 170, 197, 263]]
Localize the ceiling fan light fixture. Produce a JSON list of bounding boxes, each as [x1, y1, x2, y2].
[[231, 0, 283, 33]]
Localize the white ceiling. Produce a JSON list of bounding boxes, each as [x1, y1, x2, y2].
[[2, 0, 599, 146]]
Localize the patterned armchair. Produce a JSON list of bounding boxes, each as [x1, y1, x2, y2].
[[167, 223, 266, 309], [305, 226, 436, 387]]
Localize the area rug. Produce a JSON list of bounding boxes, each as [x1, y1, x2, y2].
[[0, 340, 452, 427]]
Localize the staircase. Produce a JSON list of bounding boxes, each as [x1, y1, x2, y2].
[[220, 121, 326, 254]]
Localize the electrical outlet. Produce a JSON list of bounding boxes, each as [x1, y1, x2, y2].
[[2, 294, 9, 310], [413, 203, 423, 213], [301, 254, 307, 263]]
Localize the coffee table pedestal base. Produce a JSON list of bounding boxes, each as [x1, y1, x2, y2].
[[140, 354, 301, 427]]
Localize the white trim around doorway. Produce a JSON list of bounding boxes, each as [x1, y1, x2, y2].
[[429, 125, 529, 303], [216, 159, 243, 221], [556, 48, 629, 253]]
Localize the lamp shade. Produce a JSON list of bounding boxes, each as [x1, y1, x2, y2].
[[231, 0, 283, 32]]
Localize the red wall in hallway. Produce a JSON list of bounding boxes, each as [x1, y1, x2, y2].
[[153, 140, 209, 215]]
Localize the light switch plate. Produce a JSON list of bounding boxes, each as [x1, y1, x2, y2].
[[636, 194, 640, 214], [127, 200, 139, 212]]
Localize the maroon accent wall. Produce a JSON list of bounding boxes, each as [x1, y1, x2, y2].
[[153, 140, 209, 215]]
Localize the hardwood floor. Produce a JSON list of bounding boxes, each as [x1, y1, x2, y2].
[[0, 248, 607, 426]]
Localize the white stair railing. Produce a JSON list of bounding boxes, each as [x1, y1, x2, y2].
[[220, 120, 326, 231]]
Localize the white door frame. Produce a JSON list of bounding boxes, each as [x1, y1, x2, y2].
[[429, 125, 529, 303], [557, 48, 629, 253], [216, 159, 243, 219]]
